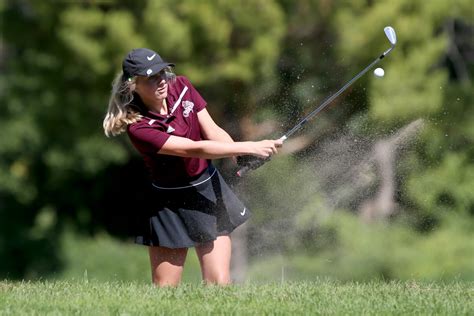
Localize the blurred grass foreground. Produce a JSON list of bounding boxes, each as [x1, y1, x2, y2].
[[1, 279, 472, 315], [1, 0, 473, 296]]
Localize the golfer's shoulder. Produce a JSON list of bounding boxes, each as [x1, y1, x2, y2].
[[127, 117, 153, 135]]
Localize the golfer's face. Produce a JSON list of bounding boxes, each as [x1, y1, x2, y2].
[[136, 73, 168, 102]]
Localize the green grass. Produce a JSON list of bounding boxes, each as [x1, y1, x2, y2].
[[1, 280, 472, 315], [9, 222, 470, 315]]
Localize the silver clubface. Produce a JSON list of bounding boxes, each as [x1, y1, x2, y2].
[[237, 26, 399, 177], [383, 26, 397, 56], [384, 26, 397, 46]]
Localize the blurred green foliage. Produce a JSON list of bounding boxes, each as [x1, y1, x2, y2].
[[0, 0, 472, 280], [334, 0, 473, 224], [54, 230, 201, 283], [249, 211, 474, 282]]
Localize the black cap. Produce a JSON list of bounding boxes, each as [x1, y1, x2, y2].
[[122, 48, 174, 79]]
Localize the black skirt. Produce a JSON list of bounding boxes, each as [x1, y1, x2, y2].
[[135, 164, 250, 248]]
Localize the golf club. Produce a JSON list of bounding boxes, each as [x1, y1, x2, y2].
[[237, 26, 397, 177]]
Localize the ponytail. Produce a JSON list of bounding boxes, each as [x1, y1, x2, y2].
[[103, 73, 142, 137]]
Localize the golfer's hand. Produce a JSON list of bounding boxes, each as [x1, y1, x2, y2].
[[236, 139, 282, 170], [252, 139, 283, 158]]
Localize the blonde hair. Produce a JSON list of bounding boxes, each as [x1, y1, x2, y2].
[[103, 73, 141, 137], [103, 66, 177, 137]]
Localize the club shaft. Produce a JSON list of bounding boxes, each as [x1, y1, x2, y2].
[[281, 52, 389, 141], [237, 43, 395, 177]]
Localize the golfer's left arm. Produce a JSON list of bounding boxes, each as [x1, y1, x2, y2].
[[198, 108, 237, 162]]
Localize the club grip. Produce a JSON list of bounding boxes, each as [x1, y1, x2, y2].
[[236, 165, 251, 177], [235, 156, 269, 177]]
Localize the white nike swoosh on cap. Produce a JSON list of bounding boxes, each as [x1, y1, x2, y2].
[[147, 54, 156, 61]]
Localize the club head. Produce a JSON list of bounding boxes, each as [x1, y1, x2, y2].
[[384, 26, 397, 46]]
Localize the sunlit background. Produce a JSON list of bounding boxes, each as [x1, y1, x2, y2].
[[1, 0, 472, 283]]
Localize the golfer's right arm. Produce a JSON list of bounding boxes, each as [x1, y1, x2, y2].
[[159, 135, 282, 159]]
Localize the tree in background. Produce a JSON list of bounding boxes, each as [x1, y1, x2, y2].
[[0, 0, 472, 280], [243, 0, 473, 262], [0, 0, 285, 278], [334, 0, 473, 227]]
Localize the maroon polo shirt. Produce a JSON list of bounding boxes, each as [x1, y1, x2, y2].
[[127, 76, 209, 186]]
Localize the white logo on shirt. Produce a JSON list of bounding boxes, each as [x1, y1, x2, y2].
[[240, 208, 246, 216], [166, 125, 175, 133], [182, 101, 194, 117]]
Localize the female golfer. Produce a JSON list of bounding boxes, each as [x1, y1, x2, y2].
[[103, 48, 282, 286]]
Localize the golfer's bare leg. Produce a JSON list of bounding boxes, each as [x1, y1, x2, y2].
[[148, 246, 188, 287], [195, 235, 232, 285]]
